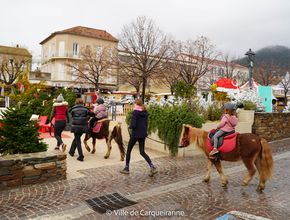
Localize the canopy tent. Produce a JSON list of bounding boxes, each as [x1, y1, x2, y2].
[[215, 78, 239, 93], [240, 80, 260, 90]]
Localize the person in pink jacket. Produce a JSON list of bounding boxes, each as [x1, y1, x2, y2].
[[210, 102, 238, 156], [89, 98, 108, 129]]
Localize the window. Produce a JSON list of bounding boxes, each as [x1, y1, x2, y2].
[[59, 41, 65, 57], [58, 64, 65, 80], [71, 65, 78, 80], [73, 43, 79, 56], [108, 48, 113, 57], [48, 45, 52, 57], [96, 46, 102, 56]]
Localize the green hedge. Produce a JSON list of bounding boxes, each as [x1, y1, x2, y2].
[[126, 104, 204, 156]]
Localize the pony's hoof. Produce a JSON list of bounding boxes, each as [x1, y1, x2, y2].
[[202, 177, 210, 183], [104, 156, 109, 159], [91, 149, 95, 154], [256, 186, 265, 192], [241, 181, 249, 186], [85, 147, 91, 152], [221, 183, 228, 188], [120, 158, 124, 161]]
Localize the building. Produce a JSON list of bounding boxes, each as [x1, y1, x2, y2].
[[118, 50, 248, 96], [40, 26, 119, 91], [0, 45, 32, 85]]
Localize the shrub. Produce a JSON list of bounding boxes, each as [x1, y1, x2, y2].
[[126, 104, 204, 156], [206, 103, 224, 121], [0, 106, 47, 155], [243, 100, 257, 110]]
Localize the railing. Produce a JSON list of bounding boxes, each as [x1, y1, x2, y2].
[[107, 103, 134, 120]]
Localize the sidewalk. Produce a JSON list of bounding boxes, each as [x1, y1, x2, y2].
[[43, 117, 166, 179]]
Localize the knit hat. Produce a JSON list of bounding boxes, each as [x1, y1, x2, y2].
[[56, 94, 64, 102], [96, 98, 104, 104], [224, 102, 236, 110]]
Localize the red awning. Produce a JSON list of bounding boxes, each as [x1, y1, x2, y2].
[[215, 78, 238, 89]]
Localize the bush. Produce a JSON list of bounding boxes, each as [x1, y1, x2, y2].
[[0, 106, 47, 155], [206, 103, 224, 121], [243, 100, 257, 110], [126, 104, 204, 156]]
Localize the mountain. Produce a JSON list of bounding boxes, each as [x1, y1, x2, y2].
[[236, 45, 290, 69]]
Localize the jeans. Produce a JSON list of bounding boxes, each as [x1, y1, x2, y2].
[[125, 137, 152, 168], [213, 129, 227, 148], [69, 132, 84, 159], [54, 120, 66, 147]]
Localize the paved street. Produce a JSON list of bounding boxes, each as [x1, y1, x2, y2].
[[0, 138, 290, 220]]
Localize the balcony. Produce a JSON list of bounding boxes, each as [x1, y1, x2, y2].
[[41, 52, 81, 64]]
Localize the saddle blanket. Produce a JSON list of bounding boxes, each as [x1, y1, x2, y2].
[[207, 129, 239, 153], [92, 118, 109, 133]]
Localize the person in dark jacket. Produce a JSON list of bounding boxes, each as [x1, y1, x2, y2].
[[50, 94, 69, 151], [68, 98, 90, 161], [120, 98, 157, 176]]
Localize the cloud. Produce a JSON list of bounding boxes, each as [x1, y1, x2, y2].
[[1, 0, 290, 58]]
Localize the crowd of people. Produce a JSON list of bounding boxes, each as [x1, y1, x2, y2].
[[50, 91, 240, 177], [50, 94, 158, 176]]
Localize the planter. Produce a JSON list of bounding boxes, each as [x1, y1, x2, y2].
[[0, 151, 66, 190], [237, 109, 255, 124]]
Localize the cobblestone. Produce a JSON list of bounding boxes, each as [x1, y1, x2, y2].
[[0, 139, 289, 219]]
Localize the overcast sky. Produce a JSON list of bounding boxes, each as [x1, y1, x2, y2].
[[1, 0, 290, 59]]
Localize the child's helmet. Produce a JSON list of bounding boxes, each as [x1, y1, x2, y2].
[[224, 102, 236, 110]]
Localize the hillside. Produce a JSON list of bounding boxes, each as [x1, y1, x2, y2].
[[236, 45, 290, 69]]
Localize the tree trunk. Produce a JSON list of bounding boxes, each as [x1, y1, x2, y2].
[[134, 86, 140, 98], [284, 91, 288, 106], [141, 78, 147, 102]]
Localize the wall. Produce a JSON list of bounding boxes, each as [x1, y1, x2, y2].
[[252, 112, 290, 141], [0, 151, 66, 190]]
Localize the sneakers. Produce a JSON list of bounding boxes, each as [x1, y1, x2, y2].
[[149, 167, 157, 177], [61, 144, 67, 152], [120, 168, 130, 174], [209, 148, 219, 156]]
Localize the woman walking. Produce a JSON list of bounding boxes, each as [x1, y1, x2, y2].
[[68, 98, 90, 161], [50, 94, 69, 151], [120, 98, 157, 177]]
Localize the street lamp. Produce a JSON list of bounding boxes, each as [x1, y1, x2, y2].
[[245, 48, 255, 89]]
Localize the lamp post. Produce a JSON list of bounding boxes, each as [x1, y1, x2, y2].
[[245, 49, 255, 89]]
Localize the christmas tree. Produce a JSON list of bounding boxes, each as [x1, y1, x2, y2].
[[0, 106, 47, 155]]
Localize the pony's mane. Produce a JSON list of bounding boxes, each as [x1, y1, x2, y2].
[[187, 127, 208, 154]]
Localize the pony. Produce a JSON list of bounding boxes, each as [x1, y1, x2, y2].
[[179, 124, 273, 192], [83, 119, 125, 161]]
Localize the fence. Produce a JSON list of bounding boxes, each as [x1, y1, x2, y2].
[[107, 103, 134, 120]]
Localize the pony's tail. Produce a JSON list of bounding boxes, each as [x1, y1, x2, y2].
[[114, 124, 125, 157], [259, 138, 273, 181]]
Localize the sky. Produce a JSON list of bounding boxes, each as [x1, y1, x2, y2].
[[1, 0, 290, 61]]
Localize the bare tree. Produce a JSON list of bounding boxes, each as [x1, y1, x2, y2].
[[118, 67, 143, 96], [279, 72, 290, 106], [67, 46, 116, 90], [148, 60, 180, 95], [118, 16, 170, 101], [219, 53, 250, 86], [0, 55, 30, 86], [220, 53, 238, 79], [171, 36, 219, 87], [254, 60, 282, 86]]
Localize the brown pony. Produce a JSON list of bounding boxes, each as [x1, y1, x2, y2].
[[179, 124, 273, 192], [83, 120, 125, 161]]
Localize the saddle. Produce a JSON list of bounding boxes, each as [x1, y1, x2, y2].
[[91, 118, 109, 133], [207, 129, 239, 153]]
